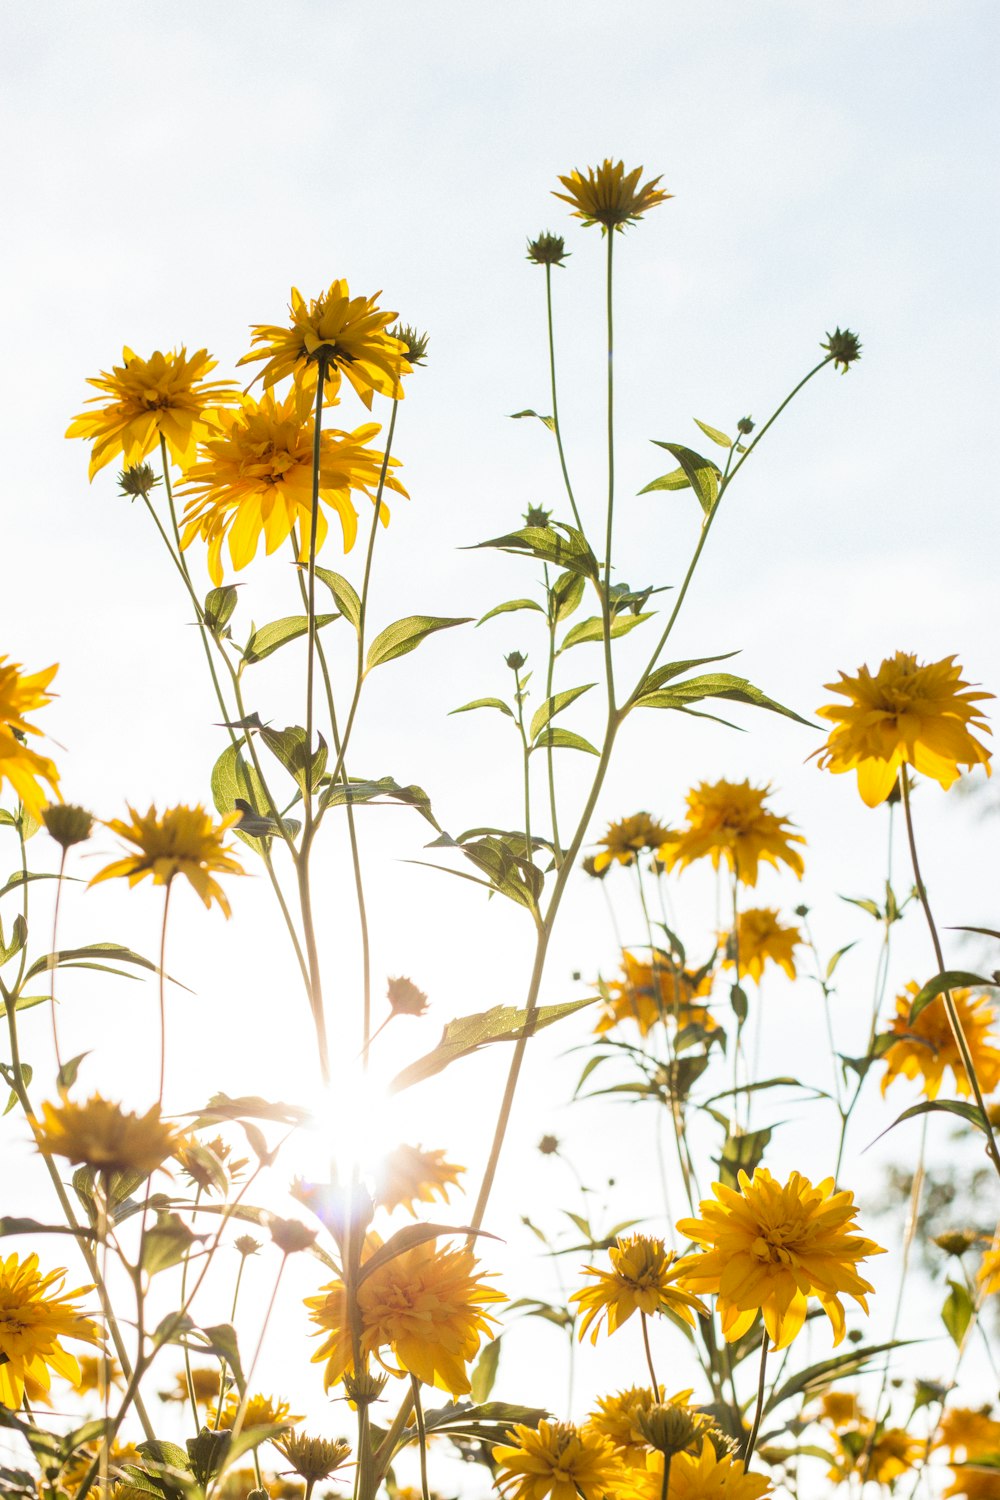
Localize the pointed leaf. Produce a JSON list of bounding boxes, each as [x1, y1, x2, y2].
[[211, 741, 281, 853], [763, 1341, 913, 1415], [510, 409, 556, 432], [243, 614, 336, 664], [477, 599, 546, 626], [314, 567, 361, 631], [531, 728, 600, 756], [468, 524, 599, 581], [529, 684, 595, 742], [872, 1097, 989, 1143], [942, 1280, 975, 1348], [639, 467, 691, 495], [909, 971, 997, 1024], [450, 698, 515, 719], [634, 672, 812, 726], [365, 616, 471, 672], [470, 1334, 503, 1403], [391, 998, 596, 1092], [693, 418, 733, 449], [649, 443, 721, 514], [560, 613, 652, 651]]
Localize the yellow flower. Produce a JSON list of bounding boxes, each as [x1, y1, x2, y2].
[[238, 279, 410, 407], [75, 1353, 125, 1395], [66, 347, 238, 479], [815, 652, 993, 807], [178, 387, 406, 585], [273, 1433, 351, 1482], [553, 160, 672, 232], [635, 1440, 771, 1500], [33, 1093, 181, 1176], [570, 1235, 706, 1342], [161, 1366, 220, 1405], [0, 1252, 100, 1408], [594, 951, 716, 1039], [592, 813, 671, 872], [674, 1168, 885, 1349], [374, 1144, 465, 1216], [658, 781, 805, 887], [817, 1391, 860, 1429], [0, 656, 60, 818], [308, 1237, 503, 1395], [90, 804, 244, 915], [586, 1386, 693, 1465], [493, 1420, 623, 1500], [826, 1423, 922, 1486], [723, 909, 802, 983], [881, 982, 1000, 1101], [977, 1248, 1000, 1297], [937, 1408, 1000, 1461], [945, 1470, 1000, 1500], [57, 1437, 141, 1493], [209, 1390, 301, 1429]]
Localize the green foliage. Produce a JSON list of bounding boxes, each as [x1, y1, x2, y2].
[[391, 998, 596, 1092], [365, 615, 471, 671], [242, 613, 336, 664]]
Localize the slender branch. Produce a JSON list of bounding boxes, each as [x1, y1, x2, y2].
[[545, 263, 583, 531], [742, 1336, 769, 1465], [410, 1377, 432, 1500], [640, 1309, 659, 1390]]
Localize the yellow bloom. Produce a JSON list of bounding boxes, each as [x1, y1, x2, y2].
[[586, 1386, 694, 1465], [0, 1252, 100, 1408], [33, 1093, 181, 1176], [826, 1423, 922, 1486], [937, 1408, 1000, 1461], [90, 804, 244, 915], [815, 652, 992, 807], [0, 656, 60, 818], [178, 387, 406, 585], [66, 347, 238, 479], [493, 1420, 623, 1500], [632, 1440, 772, 1500], [817, 1391, 860, 1429], [75, 1352, 125, 1395], [674, 1168, 884, 1349], [238, 279, 410, 407], [594, 951, 716, 1038], [592, 813, 671, 873], [57, 1437, 140, 1493], [945, 1470, 1000, 1500], [161, 1366, 220, 1405], [881, 982, 1000, 1101], [977, 1248, 1000, 1297], [723, 909, 802, 983], [308, 1238, 503, 1395], [374, 1144, 465, 1216], [658, 781, 805, 887], [553, 160, 672, 232], [570, 1234, 706, 1342], [209, 1390, 301, 1429]]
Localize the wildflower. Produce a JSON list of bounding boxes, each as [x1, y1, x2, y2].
[[118, 462, 160, 500], [815, 652, 992, 807], [90, 804, 244, 915], [638, 1440, 772, 1500], [174, 1133, 247, 1195], [75, 1353, 125, 1395], [391, 324, 429, 366], [269, 1218, 318, 1255], [308, 1237, 503, 1395], [523, 504, 552, 527], [658, 780, 805, 887], [821, 328, 863, 373], [737, 417, 755, 436], [161, 1366, 220, 1405], [0, 656, 60, 819], [210, 1391, 301, 1430], [580, 855, 609, 880], [638, 1404, 712, 1458], [234, 1235, 262, 1259], [66, 347, 238, 478], [723, 909, 802, 982], [238, 280, 410, 406], [537, 1134, 560, 1157], [827, 1423, 921, 1486], [977, 1247, 1000, 1296], [0, 1252, 100, 1408], [506, 651, 527, 671], [817, 1391, 860, 1429], [945, 1470, 1000, 1500], [674, 1168, 884, 1349], [594, 951, 716, 1038], [587, 1385, 692, 1465], [33, 1094, 180, 1177], [527, 233, 569, 266], [880, 982, 1000, 1100], [42, 803, 93, 850], [374, 1143, 465, 1216], [571, 1234, 706, 1342], [937, 1408, 1000, 1461], [386, 976, 429, 1017], [934, 1230, 983, 1258], [275, 1433, 352, 1483], [493, 1419, 623, 1500], [592, 813, 671, 872], [553, 160, 672, 232], [178, 387, 407, 586]]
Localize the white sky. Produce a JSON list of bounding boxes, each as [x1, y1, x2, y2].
[[1, 0, 998, 1490]]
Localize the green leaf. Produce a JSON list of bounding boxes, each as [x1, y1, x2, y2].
[[470, 1336, 502, 1402], [713, 1124, 771, 1190], [319, 776, 440, 829], [874, 1098, 989, 1142], [468, 523, 599, 581], [141, 1211, 203, 1276], [531, 728, 600, 756], [191, 1093, 311, 1128], [365, 615, 471, 672], [638, 468, 691, 495], [203, 585, 239, 634], [633, 652, 741, 698], [476, 599, 546, 626], [909, 971, 997, 1024], [551, 571, 586, 623], [510, 408, 556, 432], [243, 613, 336, 664], [942, 1279, 975, 1348], [260, 726, 327, 794], [358, 1223, 497, 1286], [560, 613, 652, 651], [23, 942, 179, 986], [314, 567, 362, 632], [57, 1053, 89, 1091], [211, 741, 281, 853], [634, 672, 812, 726], [763, 1342, 912, 1416], [693, 418, 733, 449], [2, 1063, 30, 1116], [649, 443, 721, 514], [0, 913, 27, 966], [391, 998, 596, 1092], [0, 871, 65, 902], [450, 698, 515, 719], [826, 943, 856, 979], [529, 684, 595, 742]]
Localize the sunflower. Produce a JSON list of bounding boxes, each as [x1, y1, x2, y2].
[[586, 1386, 694, 1466], [674, 1168, 884, 1349], [591, 813, 671, 873], [238, 279, 410, 407], [658, 781, 805, 887], [571, 1235, 706, 1342], [178, 387, 406, 585], [553, 160, 672, 232], [308, 1237, 503, 1395], [374, 1143, 465, 1216], [66, 347, 238, 478], [0, 656, 60, 818], [723, 909, 802, 983], [33, 1094, 181, 1176], [594, 951, 716, 1038], [90, 804, 244, 915], [0, 1252, 100, 1408], [636, 1440, 772, 1500], [493, 1420, 623, 1500], [815, 652, 992, 807], [880, 982, 1000, 1101]]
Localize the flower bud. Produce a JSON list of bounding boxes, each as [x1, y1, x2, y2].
[[526, 232, 569, 266], [505, 651, 527, 671], [117, 463, 160, 500], [821, 327, 862, 373], [42, 804, 94, 849], [387, 975, 429, 1017], [390, 324, 429, 366]]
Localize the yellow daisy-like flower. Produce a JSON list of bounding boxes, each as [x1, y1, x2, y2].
[[570, 1234, 706, 1343], [493, 1420, 623, 1500], [937, 1408, 1000, 1462], [374, 1143, 465, 1217], [723, 909, 802, 983], [594, 951, 716, 1039], [586, 1386, 693, 1466], [0, 656, 60, 818], [675, 1168, 884, 1350], [0, 1252, 100, 1408], [238, 279, 410, 407], [178, 387, 407, 585], [553, 160, 672, 232], [592, 813, 671, 873], [976, 1248, 1000, 1297], [658, 781, 805, 888], [161, 1366, 220, 1406], [75, 1352, 125, 1395], [635, 1439, 772, 1500], [208, 1390, 301, 1430], [66, 346, 238, 479], [57, 1437, 140, 1493], [89, 804, 244, 915], [307, 1237, 503, 1396], [945, 1470, 1000, 1500], [815, 652, 993, 807], [826, 1422, 922, 1486], [880, 981, 1000, 1101], [817, 1391, 860, 1429], [33, 1094, 181, 1176]]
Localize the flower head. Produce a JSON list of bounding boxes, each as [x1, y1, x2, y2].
[[374, 1143, 465, 1216], [593, 813, 671, 873], [527, 233, 569, 266], [390, 324, 429, 366], [554, 160, 672, 232], [493, 1420, 623, 1500], [118, 462, 161, 500], [238, 280, 410, 407], [658, 780, 805, 887], [586, 1385, 694, 1465], [976, 1247, 1000, 1297], [42, 803, 93, 850], [815, 652, 992, 807], [826, 1421, 921, 1486], [641, 1438, 773, 1500], [0, 1252, 100, 1408], [880, 981, 1000, 1100], [594, 951, 716, 1038], [817, 1391, 860, 1429], [675, 1168, 884, 1349], [723, 909, 802, 983], [90, 804, 244, 915], [386, 975, 429, 1017], [821, 327, 863, 373], [275, 1432, 352, 1483], [76, 1352, 125, 1395], [33, 1094, 181, 1176], [66, 347, 238, 478], [937, 1408, 1000, 1461], [0, 656, 60, 818], [209, 1390, 301, 1430], [570, 1234, 706, 1342]]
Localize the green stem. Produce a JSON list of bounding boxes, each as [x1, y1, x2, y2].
[[411, 1376, 432, 1500], [543, 566, 562, 866], [48, 848, 67, 1075], [213, 1249, 249, 1430], [545, 263, 583, 532], [157, 882, 171, 1106], [640, 1310, 659, 1390], [602, 230, 617, 715], [742, 1336, 769, 1465]]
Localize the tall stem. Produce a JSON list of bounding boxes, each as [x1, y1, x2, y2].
[[602, 230, 617, 714], [742, 1336, 769, 1465], [48, 849, 67, 1073], [544, 264, 583, 531], [410, 1377, 432, 1500], [157, 883, 171, 1106], [640, 1310, 659, 1390]]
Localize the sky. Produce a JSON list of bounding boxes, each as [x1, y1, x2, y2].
[[1, 0, 998, 1487]]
